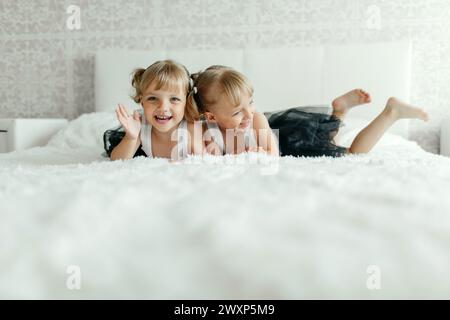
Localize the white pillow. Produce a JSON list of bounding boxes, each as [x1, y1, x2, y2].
[[47, 112, 119, 150]]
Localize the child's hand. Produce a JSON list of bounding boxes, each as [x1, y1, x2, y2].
[[205, 141, 222, 155], [247, 146, 267, 154], [116, 104, 142, 140]]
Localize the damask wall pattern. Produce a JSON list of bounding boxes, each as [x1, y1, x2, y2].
[[1, 0, 449, 153]]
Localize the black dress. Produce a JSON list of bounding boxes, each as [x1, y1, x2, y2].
[[264, 106, 348, 158]]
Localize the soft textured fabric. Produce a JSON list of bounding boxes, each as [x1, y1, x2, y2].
[[1, 132, 450, 299], [265, 106, 348, 157]]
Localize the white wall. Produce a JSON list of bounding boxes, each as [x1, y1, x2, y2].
[[1, 0, 449, 153]]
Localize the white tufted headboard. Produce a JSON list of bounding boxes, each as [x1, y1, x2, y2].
[[95, 42, 412, 137]]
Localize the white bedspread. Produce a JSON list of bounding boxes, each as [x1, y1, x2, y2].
[[1, 113, 450, 299]]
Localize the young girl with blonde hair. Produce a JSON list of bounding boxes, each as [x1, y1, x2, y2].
[[186, 65, 429, 157], [104, 60, 203, 160]]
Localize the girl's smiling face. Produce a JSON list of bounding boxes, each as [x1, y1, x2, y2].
[[205, 89, 255, 132], [141, 81, 186, 133]]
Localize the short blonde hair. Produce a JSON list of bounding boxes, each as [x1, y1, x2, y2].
[[131, 60, 191, 104], [186, 66, 254, 122]]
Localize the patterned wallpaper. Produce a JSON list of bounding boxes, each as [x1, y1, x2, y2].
[[1, 0, 449, 153]]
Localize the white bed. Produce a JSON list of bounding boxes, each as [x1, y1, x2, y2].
[[1, 44, 450, 299]]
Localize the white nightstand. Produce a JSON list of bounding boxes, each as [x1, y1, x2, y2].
[[0, 118, 68, 153], [441, 118, 450, 157]]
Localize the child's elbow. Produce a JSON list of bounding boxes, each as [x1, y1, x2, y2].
[[110, 149, 129, 161], [109, 152, 119, 161]]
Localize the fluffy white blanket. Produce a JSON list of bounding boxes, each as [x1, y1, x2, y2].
[[1, 113, 450, 299]]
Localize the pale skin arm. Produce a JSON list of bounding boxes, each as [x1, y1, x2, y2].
[[252, 111, 280, 156], [201, 121, 223, 155], [110, 104, 142, 161]]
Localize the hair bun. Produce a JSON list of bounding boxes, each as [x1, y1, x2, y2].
[[190, 72, 201, 81], [131, 68, 146, 103]]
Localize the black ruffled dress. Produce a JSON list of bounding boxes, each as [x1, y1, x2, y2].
[[264, 106, 348, 157]]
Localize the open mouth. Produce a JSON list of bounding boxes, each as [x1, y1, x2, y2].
[[154, 115, 173, 124]]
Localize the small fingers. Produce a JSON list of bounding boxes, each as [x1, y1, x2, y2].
[[117, 104, 125, 118], [119, 104, 130, 119], [133, 110, 142, 121], [116, 106, 125, 122], [257, 147, 267, 154]]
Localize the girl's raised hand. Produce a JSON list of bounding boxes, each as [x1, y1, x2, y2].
[[115, 104, 142, 140], [247, 146, 267, 154]]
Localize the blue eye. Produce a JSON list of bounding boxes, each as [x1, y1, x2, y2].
[[171, 97, 181, 102]]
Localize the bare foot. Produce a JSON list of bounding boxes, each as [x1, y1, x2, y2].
[[332, 89, 372, 116], [385, 97, 429, 121]]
